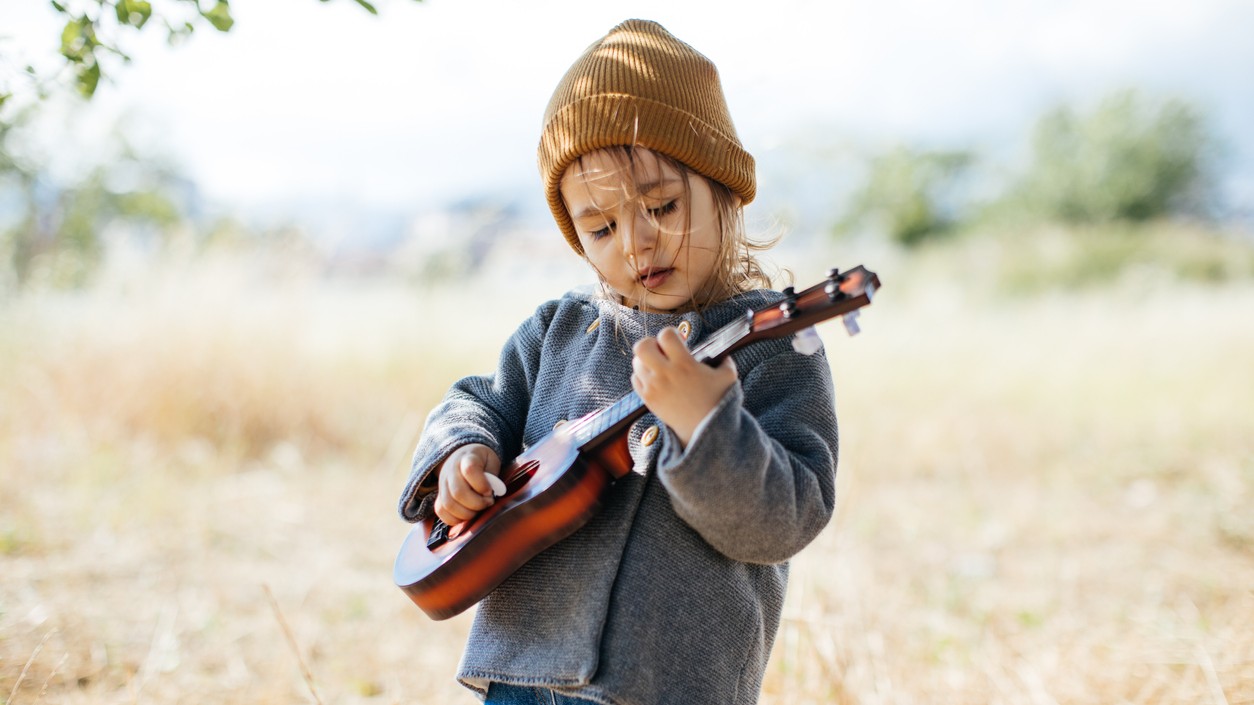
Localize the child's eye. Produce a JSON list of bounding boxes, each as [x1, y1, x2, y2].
[[648, 200, 679, 218], [588, 223, 613, 240]]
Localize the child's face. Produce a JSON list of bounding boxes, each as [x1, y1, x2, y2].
[[561, 148, 723, 313]]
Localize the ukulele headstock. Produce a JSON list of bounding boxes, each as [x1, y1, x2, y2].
[[747, 265, 881, 344]]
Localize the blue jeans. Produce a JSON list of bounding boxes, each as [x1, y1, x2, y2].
[[484, 682, 596, 705]]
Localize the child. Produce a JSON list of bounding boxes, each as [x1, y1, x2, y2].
[[398, 19, 839, 705]]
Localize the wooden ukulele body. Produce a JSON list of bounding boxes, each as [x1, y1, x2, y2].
[[394, 428, 633, 620]]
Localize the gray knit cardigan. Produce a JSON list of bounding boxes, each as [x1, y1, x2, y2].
[[398, 287, 839, 705]]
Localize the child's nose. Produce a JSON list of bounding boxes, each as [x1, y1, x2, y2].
[[621, 210, 657, 260]]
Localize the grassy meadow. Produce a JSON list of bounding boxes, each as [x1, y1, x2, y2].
[[1, 229, 1252, 704]]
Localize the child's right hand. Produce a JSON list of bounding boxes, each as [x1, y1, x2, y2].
[[434, 443, 502, 526]]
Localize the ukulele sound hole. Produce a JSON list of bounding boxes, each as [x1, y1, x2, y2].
[[504, 460, 540, 494]]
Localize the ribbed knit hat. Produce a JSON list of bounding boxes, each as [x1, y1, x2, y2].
[[538, 19, 756, 252]]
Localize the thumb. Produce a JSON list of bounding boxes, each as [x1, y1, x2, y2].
[[482, 449, 502, 477], [459, 452, 493, 497]]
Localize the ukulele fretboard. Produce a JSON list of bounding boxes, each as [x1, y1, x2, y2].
[[567, 313, 754, 450]]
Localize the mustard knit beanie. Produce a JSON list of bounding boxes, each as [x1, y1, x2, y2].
[[538, 19, 756, 253]]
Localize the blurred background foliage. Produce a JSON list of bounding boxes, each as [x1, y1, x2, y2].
[[0, 0, 422, 290], [1009, 90, 1214, 225], [0, 1, 1250, 294], [836, 146, 974, 247], [837, 90, 1218, 245], [0, 105, 189, 288], [8, 0, 410, 103], [826, 88, 1250, 291], [3, 85, 1249, 294]]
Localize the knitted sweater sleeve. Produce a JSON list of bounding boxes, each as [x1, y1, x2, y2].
[[397, 302, 555, 523], [655, 342, 839, 564]]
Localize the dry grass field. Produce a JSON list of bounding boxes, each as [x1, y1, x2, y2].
[[1, 240, 1251, 704]]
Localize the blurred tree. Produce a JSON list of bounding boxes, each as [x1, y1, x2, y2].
[[1013, 89, 1213, 224], [0, 110, 187, 288], [1, 0, 421, 104], [836, 146, 973, 247], [0, 0, 419, 289]]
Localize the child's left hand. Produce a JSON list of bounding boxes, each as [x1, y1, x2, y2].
[[632, 326, 738, 449]]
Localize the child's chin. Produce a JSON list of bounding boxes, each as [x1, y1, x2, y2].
[[632, 296, 690, 314]]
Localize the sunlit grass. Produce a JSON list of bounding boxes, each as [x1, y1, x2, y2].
[[1, 237, 1251, 704], [769, 267, 1254, 703]]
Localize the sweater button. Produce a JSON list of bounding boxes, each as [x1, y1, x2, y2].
[[677, 320, 691, 340], [641, 425, 659, 446]]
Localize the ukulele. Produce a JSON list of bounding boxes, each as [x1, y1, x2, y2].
[[394, 265, 880, 620]]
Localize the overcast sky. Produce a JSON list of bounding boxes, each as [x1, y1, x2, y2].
[[5, 0, 1253, 220]]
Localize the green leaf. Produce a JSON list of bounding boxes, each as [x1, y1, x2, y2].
[[202, 2, 235, 32], [353, 0, 379, 14], [50, 0, 67, 12], [116, 0, 153, 28], [60, 19, 84, 61], [77, 61, 101, 98]]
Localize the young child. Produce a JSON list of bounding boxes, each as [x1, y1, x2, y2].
[[398, 19, 839, 705]]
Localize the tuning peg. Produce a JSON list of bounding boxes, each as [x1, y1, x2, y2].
[[828, 267, 852, 285], [824, 280, 840, 301], [779, 286, 798, 319], [842, 310, 861, 336]]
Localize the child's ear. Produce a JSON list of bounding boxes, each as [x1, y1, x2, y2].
[[731, 194, 742, 209]]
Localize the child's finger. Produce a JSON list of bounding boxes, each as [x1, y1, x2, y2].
[[481, 447, 502, 478], [656, 327, 693, 362], [632, 336, 664, 367], [632, 352, 654, 380], [459, 453, 497, 499], [448, 484, 494, 513], [440, 464, 494, 512], [434, 492, 478, 524]]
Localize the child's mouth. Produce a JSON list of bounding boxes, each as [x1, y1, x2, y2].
[[638, 267, 673, 289]]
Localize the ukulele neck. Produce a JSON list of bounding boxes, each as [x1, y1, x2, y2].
[[567, 265, 880, 454], [569, 314, 752, 452]]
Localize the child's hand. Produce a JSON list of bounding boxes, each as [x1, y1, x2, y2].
[[632, 326, 738, 448], [434, 443, 502, 526]]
